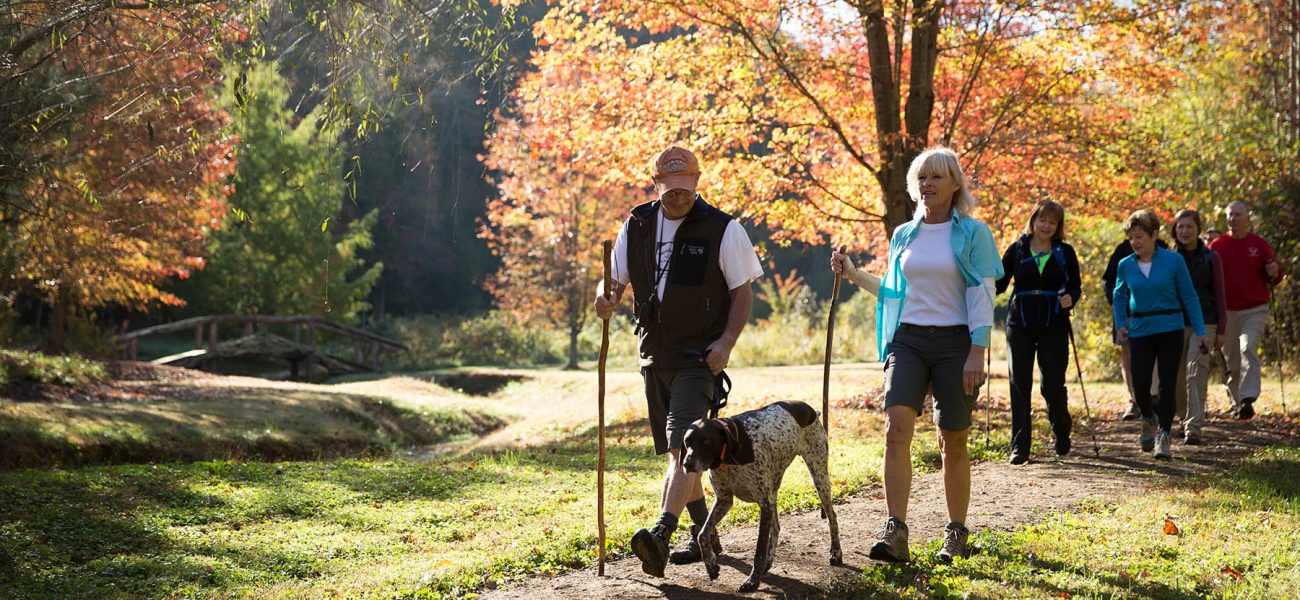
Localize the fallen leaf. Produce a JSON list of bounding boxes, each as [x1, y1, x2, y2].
[[1058, 593, 1072, 599], [1221, 565, 1243, 580], [1163, 516, 1179, 535]]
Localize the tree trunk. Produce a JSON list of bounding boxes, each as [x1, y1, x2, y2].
[[45, 289, 67, 354]]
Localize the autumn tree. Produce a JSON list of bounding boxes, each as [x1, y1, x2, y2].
[[1, 10, 235, 351], [503, 0, 1215, 258], [177, 61, 381, 321], [481, 72, 629, 368]]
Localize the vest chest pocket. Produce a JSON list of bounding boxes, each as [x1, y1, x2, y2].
[[672, 237, 711, 286]]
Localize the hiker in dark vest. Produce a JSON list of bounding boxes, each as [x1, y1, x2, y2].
[[593, 145, 763, 577], [1103, 236, 1168, 420], [1171, 209, 1226, 445], [1113, 210, 1208, 460], [994, 200, 1082, 464]]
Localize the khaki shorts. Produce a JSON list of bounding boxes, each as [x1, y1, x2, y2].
[[883, 323, 980, 431]]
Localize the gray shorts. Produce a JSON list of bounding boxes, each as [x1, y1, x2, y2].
[[643, 366, 715, 455], [883, 323, 980, 431]]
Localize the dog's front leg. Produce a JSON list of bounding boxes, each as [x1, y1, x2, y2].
[[700, 491, 732, 581], [739, 503, 774, 593]]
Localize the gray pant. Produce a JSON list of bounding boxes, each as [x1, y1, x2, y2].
[[1223, 305, 1269, 408], [1180, 324, 1217, 437]]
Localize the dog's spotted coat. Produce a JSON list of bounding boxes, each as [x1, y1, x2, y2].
[[681, 401, 842, 592]]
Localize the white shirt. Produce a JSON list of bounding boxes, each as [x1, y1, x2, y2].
[[1138, 260, 1152, 277], [608, 211, 764, 301], [898, 220, 967, 326]]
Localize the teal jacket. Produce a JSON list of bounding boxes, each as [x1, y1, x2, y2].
[[1113, 247, 1206, 339], [876, 211, 1005, 359]]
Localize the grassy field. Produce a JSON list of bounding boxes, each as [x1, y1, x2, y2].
[[0, 363, 993, 598], [830, 445, 1300, 599], [2, 356, 1295, 599]]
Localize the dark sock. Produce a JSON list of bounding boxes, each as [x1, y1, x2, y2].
[[654, 511, 679, 539], [949, 521, 966, 530], [686, 498, 709, 527]]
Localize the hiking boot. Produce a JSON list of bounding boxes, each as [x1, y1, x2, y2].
[[1140, 418, 1157, 453], [668, 524, 722, 565], [1154, 429, 1172, 460], [1236, 398, 1256, 420], [936, 522, 970, 564], [868, 517, 910, 562], [1055, 435, 1071, 457], [1122, 403, 1141, 421], [1183, 432, 1202, 446], [630, 525, 671, 577], [1009, 451, 1029, 465]]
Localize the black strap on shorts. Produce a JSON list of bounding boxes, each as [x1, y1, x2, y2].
[[1131, 308, 1180, 318], [683, 347, 731, 419]]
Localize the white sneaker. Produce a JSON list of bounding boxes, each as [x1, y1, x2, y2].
[[1154, 429, 1172, 460]]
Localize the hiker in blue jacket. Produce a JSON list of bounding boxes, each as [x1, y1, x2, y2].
[[1113, 210, 1209, 460], [995, 200, 1082, 464]]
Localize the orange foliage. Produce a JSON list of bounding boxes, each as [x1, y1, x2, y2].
[[506, 0, 1218, 259], [15, 9, 234, 313]]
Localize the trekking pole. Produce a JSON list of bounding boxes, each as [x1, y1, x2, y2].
[[823, 246, 846, 433], [1066, 322, 1102, 457], [1271, 292, 1288, 416], [596, 240, 611, 576], [984, 336, 992, 455]]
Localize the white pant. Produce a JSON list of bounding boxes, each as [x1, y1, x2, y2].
[[1223, 305, 1269, 407], [1179, 324, 1217, 436]]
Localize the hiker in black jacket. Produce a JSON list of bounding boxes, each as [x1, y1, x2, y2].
[[995, 201, 1082, 464]]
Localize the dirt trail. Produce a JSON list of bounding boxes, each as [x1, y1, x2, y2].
[[479, 414, 1293, 599]]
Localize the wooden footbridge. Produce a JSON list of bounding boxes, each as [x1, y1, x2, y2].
[[110, 315, 407, 380]]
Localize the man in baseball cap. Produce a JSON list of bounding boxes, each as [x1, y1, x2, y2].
[[594, 145, 763, 576]]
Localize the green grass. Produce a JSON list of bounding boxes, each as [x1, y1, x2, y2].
[[0, 349, 106, 388], [830, 445, 1300, 599], [0, 415, 903, 599]]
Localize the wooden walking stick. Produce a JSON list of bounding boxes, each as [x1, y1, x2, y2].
[[823, 246, 847, 432], [597, 240, 611, 576]]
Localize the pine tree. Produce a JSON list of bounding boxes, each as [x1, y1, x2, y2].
[[182, 61, 381, 320]]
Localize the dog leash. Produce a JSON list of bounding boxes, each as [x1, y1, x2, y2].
[[710, 371, 731, 419]]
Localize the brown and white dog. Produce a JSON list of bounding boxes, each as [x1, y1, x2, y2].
[[681, 401, 842, 592]]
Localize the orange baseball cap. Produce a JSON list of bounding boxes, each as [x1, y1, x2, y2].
[[651, 146, 701, 195]]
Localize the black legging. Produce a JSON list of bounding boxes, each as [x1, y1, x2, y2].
[[1006, 326, 1072, 454], [1129, 329, 1184, 431]]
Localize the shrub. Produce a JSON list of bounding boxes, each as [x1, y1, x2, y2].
[[0, 348, 107, 387]]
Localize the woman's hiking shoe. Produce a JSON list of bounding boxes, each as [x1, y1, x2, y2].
[[1055, 435, 1071, 457], [868, 517, 910, 562], [1154, 430, 1172, 460], [631, 525, 671, 577], [936, 522, 970, 564], [668, 524, 722, 565], [1009, 451, 1029, 465], [1122, 403, 1141, 421], [1140, 418, 1157, 452]]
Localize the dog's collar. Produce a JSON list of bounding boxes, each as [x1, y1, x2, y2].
[[713, 418, 732, 464]]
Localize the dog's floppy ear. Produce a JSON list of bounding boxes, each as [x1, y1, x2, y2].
[[720, 419, 755, 466]]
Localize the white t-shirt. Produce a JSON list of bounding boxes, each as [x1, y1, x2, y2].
[[1137, 260, 1152, 277], [898, 220, 967, 326], [608, 210, 764, 302]]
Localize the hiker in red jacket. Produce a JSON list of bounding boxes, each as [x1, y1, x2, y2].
[[1208, 201, 1283, 420]]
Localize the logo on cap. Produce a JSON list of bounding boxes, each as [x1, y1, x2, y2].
[[662, 158, 689, 174]]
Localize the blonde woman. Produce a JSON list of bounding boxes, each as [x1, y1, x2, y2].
[[831, 146, 1002, 564]]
